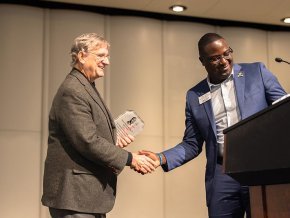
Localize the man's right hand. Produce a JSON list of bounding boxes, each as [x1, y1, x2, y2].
[[138, 150, 162, 168], [130, 153, 158, 174]]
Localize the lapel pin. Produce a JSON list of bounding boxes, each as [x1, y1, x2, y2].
[[237, 71, 244, 77]]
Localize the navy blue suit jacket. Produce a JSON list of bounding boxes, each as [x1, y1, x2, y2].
[[162, 62, 286, 205]]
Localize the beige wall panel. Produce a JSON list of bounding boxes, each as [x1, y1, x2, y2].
[[164, 137, 207, 218], [0, 5, 43, 131], [220, 27, 268, 64], [108, 135, 164, 218], [109, 16, 163, 136], [48, 10, 106, 107], [267, 32, 290, 92], [163, 22, 215, 138], [0, 131, 41, 218]]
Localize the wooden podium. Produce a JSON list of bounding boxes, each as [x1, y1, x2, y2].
[[223, 97, 290, 218]]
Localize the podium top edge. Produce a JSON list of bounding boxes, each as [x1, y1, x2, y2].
[[223, 96, 290, 134]]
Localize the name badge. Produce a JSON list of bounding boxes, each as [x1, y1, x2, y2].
[[198, 92, 211, 104]]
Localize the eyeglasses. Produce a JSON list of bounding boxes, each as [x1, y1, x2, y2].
[[88, 52, 110, 61], [204, 47, 233, 64]]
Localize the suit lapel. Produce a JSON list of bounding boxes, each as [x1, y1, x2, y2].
[[198, 80, 217, 137], [197, 65, 245, 139], [70, 69, 116, 139], [91, 85, 116, 131], [233, 64, 245, 119]]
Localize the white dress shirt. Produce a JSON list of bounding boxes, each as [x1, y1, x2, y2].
[[207, 71, 241, 157]]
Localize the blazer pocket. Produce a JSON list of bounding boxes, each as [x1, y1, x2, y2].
[[245, 85, 262, 98], [72, 169, 94, 175], [71, 169, 103, 189]]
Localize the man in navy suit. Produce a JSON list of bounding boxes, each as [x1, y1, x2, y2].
[[141, 33, 286, 217]]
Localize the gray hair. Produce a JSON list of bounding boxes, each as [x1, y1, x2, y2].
[[70, 33, 109, 66]]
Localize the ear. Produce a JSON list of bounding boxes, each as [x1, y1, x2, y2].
[[199, 56, 205, 66], [77, 51, 86, 64]]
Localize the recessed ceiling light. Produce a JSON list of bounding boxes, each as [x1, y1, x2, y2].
[[169, 5, 187, 13], [281, 17, 290, 24]]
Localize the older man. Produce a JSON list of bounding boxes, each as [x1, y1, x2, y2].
[[42, 33, 156, 218]]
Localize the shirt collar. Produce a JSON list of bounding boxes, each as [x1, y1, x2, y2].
[[207, 68, 234, 91]]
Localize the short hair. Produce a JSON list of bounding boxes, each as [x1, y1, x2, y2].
[[70, 33, 109, 66], [198, 33, 224, 56]]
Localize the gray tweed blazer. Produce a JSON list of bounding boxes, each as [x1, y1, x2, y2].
[[41, 69, 129, 214]]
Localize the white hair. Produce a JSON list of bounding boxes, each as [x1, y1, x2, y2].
[[70, 33, 109, 66]]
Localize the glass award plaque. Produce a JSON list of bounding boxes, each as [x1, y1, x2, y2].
[[115, 110, 145, 137]]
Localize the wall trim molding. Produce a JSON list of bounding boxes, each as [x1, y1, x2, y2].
[[2, 1, 290, 31]]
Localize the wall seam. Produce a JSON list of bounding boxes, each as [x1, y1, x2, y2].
[[39, 8, 50, 218], [161, 19, 167, 218]]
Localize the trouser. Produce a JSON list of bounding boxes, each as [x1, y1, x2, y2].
[[49, 208, 106, 218], [208, 164, 251, 218]]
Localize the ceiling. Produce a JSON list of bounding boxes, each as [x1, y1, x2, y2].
[[43, 0, 290, 27]]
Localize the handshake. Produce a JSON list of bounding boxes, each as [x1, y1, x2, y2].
[[116, 134, 165, 174], [130, 150, 164, 175]]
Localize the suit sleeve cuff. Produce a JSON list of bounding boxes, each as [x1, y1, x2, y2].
[[126, 152, 133, 166]]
